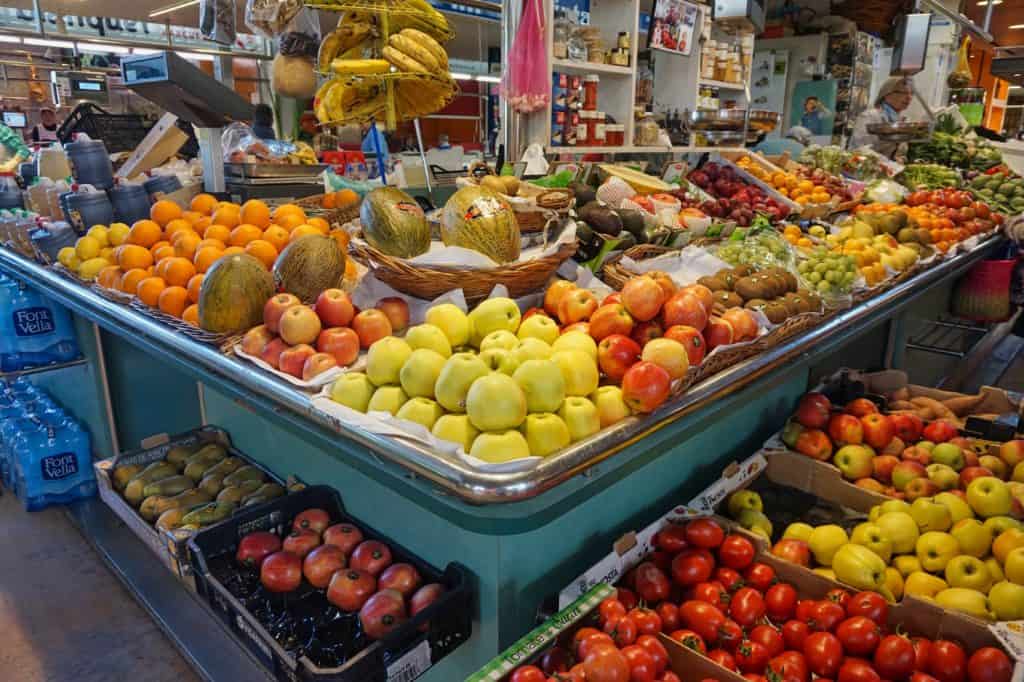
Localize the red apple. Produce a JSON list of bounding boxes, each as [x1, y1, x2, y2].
[[241, 324, 274, 356], [704, 317, 735, 352], [522, 307, 549, 321], [317, 327, 360, 366], [558, 288, 598, 326], [264, 293, 301, 333], [621, 361, 671, 413], [376, 296, 410, 333], [771, 539, 811, 566], [882, 436, 905, 457], [923, 420, 958, 443], [891, 460, 926, 491], [902, 445, 931, 465], [861, 413, 895, 450], [959, 466, 994, 490], [602, 292, 623, 306], [588, 304, 634, 342], [795, 392, 831, 429], [845, 397, 879, 417], [663, 325, 705, 365], [679, 284, 714, 313], [646, 271, 677, 300], [795, 429, 832, 461], [621, 276, 667, 322], [562, 322, 590, 336], [352, 309, 392, 349], [1000, 440, 1024, 468], [279, 306, 323, 346], [259, 337, 289, 369], [597, 334, 642, 382], [314, 288, 354, 328], [631, 320, 663, 347], [279, 344, 316, 378], [661, 292, 708, 332], [905, 477, 940, 500], [828, 413, 863, 446], [856, 478, 887, 493], [721, 308, 758, 342], [303, 352, 338, 381], [963, 450, 980, 468], [890, 414, 924, 443], [872, 454, 900, 484], [544, 280, 577, 317]]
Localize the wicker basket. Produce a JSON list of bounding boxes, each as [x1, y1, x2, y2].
[[602, 244, 676, 290], [294, 194, 362, 228], [348, 240, 579, 304]]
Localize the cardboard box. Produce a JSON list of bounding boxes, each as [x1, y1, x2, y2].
[[116, 113, 188, 180]]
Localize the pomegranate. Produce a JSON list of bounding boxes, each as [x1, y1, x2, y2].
[[235, 531, 282, 568], [327, 568, 377, 611], [292, 508, 331, 534], [350, 540, 393, 576], [260, 551, 302, 593], [302, 544, 347, 589], [378, 563, 422, 598], [282, 528, 321, 558], [359, 589, 408, 640], [323, 523, 364, 555]]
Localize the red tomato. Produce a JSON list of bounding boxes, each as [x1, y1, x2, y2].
[[838, 658, 882, 682], [600, 597, 627, 625], [661, 674, 682, 682], [716, 567, 744, 591], [679, 600, 725, 645], [836, 616, 881, 657], [717, 618, 744, 652], [719, 535, 756, 570], [616, 587, 638, 611], [636, 634, 669, 675], [583, 645, 631, 682], [911, 637, 932, 671], [825, 588, 851, 610], [783, 620, 811, 651], [795, 599, 818, 623], [749, 624, 784, 657], [873, 635, 915, 680], [576, 631, 615, 661], [671, 549, 715, 587], [744, 563, 777, 591], [669, 628, 707, 654], [692, 581, 728, 609], [634, 562, 671, 603], [811, 601, 846, 632], [776, 651, 810, 682], [684, 518, 726, 549], [604, 615, 638, 647], [743, 676, 768, 682], [846, 592, 887, 625], [710, 649, 738, 671], [628, 607, 662, 636], [912, 674, 942, 682], [540, 646, 571, 674], [967, 647, 1013, 682], [804, 632, 843, 678], [621, 645, 658, 682], [573, 627, 602, 654], [928, 640, 967, 682], [765, 583, 798, 621], [654, 524, 689, 553], [736, 640, 771, 674], [769, 653, 810, 682], [730, 587, 766, 628], [510, 666, 546, 682], [655, 602, 679, 632], [972, 201, 991, 219], [648, 550, 673, 575]]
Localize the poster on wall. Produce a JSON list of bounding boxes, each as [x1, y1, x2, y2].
[[790, 79, 837, 142], [647, 0, 700, 56]]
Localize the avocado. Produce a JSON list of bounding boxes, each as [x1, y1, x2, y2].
[[569, 181, 597, 206], [579, 201, 622, 236], [615, 209, 646, 238]]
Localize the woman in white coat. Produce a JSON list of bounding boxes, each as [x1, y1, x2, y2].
[[848, 77, 915, 156]]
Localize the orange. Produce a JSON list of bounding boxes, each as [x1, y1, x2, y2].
[[322, 192, 337, 209], [245, 239, 278, 268], [152, 245, 176, 263], [190, 193, 219, 215], [116, 244, 154, 271], [119, 268, 149, 295], [174, 231, 201, 260], [229, 223, 263, 247], [222, 246, 245, 257], [276, 212, 307, 231], [151, 199, 183, 227], [289, 224, 321, 241], [182, 304, 199, 326], [307, 217, 330, 234], [241, 199, 272, 229], [197, 238, 227, 252], [345, 258, 358, 280], [203, 223, 231, 243], [136, 276, 167, 307], [158, 285, 189, 318], [272, 203, 306, 224], [186, 274, 204, 303], [97, 265, 123, 289], [181, 210, 202, 224], [193, 216, 212, 234], [163, 257, 196, 287], [193, 246, 224, 273], [212, 206, 241, 229], [328, 229, 350, 252], [262, 225, 290, 252], [335, 189, 359, 208], [216, 201, 239, 212], [164, 218, 194, 241], [128, 219, 163, 248]]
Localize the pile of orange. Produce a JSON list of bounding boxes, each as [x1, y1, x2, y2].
[[92, 195, 345, 326], [320, 188, 360, 210]]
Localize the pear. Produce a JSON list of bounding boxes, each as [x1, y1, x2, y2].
[[934, 587, 994, 620]]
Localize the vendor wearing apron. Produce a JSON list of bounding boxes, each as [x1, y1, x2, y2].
[[848, 77, 914, 157], [30, 108, 59, 145]]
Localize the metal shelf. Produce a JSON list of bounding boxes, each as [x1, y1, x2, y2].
[[552, 58, 633, 76], [0, 357, 87, 378], [699, 78, 747, 91]]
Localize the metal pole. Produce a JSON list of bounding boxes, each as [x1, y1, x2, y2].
[[214, 55, 234, 90], [983, 0, 995, 34], [413, 117, 433, 193], [501, 0, 523, 163]]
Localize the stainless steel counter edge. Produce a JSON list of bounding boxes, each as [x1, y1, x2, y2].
[[0, 238, 1001, 504]]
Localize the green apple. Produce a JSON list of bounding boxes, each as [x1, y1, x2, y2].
[[431, 414, 479, 451], [934, 492, 976, 523], [366, 337, 412, 386], [832, 544, 890, 597], [552, 350, 599, 397], [910, 497, 952, 532], [551, 331, 597, 360], [967, 477, 1013, 518], [435, 353, 489, 413], [480, 330, 520, 353], [926, 463, 960, 491], [726, 490, 764, 519], [915, 531, 961, 572], [931, 443, 965, 471], [737, 509, 773, 537], [850, 522, 893, 563], [979, 455, 1008, 481], [808, 524, 849, 567], [425, 303, 470, 347], [330, 372, 375, 412], [399, 348, 447, 398], [520, 413, 571, 457], [834, 444, 875, 480], [558, 397, 601, 442], [984, 516, 1022, 538], [989, 581, 1024, 619], [404, 323, 452, 358], [875, 511, 920, 554], [917, 440, 936, 452], [590, 386, 631, 428], [893, 554, 923, 577], [512, 359, 566, 414], [466, 373, 527, 431], [904, 571, 948, 599], [396, 397, 444, 430], [517, 315, 559, 345], [944, 555, 992, 593], [469, 429, 531, 462], [783, 522, 814, 542], [511, 338, 553, 365], [1005, 547, 1024, 584], [468, 297, 521, 346], [934, 587, 993, 620], [366, 385, 408, 415], [869, 499, 912, 522], [987, 557, 1006, 583], [479, 348, 520, 376], [950, 518, 993, 558]]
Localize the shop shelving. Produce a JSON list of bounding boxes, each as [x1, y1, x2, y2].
[[550, 58, 633, 76]]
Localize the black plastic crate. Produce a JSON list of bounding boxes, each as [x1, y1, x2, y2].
[[188, 485, 472, 682]]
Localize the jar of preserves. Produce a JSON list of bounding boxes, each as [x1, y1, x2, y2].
[[583, 75, 599, 110]]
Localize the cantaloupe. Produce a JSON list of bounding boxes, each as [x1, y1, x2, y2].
[[197, 254, 274, 333], [359, 187, 430, 258], [272, 234, 346, 302], [441, 186, 521, 264]]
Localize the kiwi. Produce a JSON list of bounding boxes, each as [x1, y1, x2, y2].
[[781, 296, 801, 316], [791, 295, 812, 314], [716, 270, 737, 290], [745, 298, 768, 310], [698, 275, 728, 292], [734, 277, 761, 302], [764, 301, 790, 324], [804, 292, 823, 311], [781, 271, 798, 293], [714, 291, 744, 309], [732, 264, 754, 277]]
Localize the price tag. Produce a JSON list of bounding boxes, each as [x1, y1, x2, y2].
[[387, 639, 432, 682], [688, 453, 767, 514]]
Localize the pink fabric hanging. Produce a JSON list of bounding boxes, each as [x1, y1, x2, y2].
[[501, 0, 550, 114]]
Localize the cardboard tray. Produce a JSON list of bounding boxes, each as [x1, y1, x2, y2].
[[93, 425, 286, 591]]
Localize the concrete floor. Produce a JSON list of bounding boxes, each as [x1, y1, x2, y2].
[[0, 492, 199, 682]]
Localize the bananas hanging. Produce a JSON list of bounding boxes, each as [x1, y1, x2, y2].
[[317, 11, 374, 72]]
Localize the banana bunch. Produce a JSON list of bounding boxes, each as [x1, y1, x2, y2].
[[314, 77, 387, 124], [383, 28, 449, 74], [317, 11, 375, 72], [389, 0, 452, 43], [287, 142, 318, 165], [395, 74, 457, 119]]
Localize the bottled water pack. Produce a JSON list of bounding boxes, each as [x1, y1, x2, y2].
[[0, 274, 80, 372]]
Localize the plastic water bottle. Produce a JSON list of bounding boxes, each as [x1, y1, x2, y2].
[[0, 275, 80, 371], [16, 416, 96, 511]]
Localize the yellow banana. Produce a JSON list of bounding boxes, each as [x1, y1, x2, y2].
[[330, 58, 392, 76], [383, 45, 428, 73], [389, 34, 440, 73], [400, 28, 448, 68]]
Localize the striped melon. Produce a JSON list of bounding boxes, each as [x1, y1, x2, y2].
[[441, 186, 521, 264], [198, 254, 275, 333], [272, 234, 346, 302], [359, 187, 430, 258]]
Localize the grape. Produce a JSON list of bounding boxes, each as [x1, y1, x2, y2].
[[817, 281, 832, 293]]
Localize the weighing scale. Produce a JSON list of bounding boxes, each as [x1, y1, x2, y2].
[[51, 71, 109, 107], [120, 51, 255, 193]]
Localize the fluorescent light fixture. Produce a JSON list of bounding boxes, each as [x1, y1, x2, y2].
[[1011, 24, 1024, 29], [78, 42, 130, 54], [475, 75, 500, 83], [177, 51, 214, 61], [149, 0, 200, 17], [23, 37, 75, 49], [131, 48, 161, 55], [450, 72, 473, 80], [0, 34, 22, 43], [977, 0, 1002, 5]]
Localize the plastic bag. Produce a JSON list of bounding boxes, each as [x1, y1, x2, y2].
[[501, 0, 549, 114], [948, 36, 973, 89], [245, 0, 303, 38], [200, 0, 236, 45]]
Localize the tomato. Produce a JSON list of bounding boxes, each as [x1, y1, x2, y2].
[[783, 619, 810, 651], [604, 615, 638, 647], [811, 600, 845, 632], [837, 658, 882, 682], [749, 624, 784, 657], [260, 551, 303, 593], [795, 599, 817, 623], [648, 550, 673, 575], [692, 581, 727, 609], [717, 618, 744, 651], [684, 518, 726, 549], [679, 600, 725, 645], [540, 646, 571, 674], [655, 602, 679, 632], [636, 634, 669, 675], [600, 597, 628, 625], [804, 631, 843, 678], [744, 563, 776, 591], [510, 666, 547, 682], [719, 535, 756, 570], [669, 628, 707, 654], [671, 549, 715, 587], [710, 649, 738, 672], [967, 647, 1013, 682], [911, 637, 932, 671], [616, 587, 638, 611], [928, 640, 967, 682], [765, 583, 798, 621], [873, 634, 915, 680], [730, 587, 766, 628], [628, 607, 662, 636], [621, 644, 658, 682], [911, 674, 942, 682], [634, 562, 671, 603], [846, 592, 887, 625], [743, 676, 768, 682], [661, 674, 682, 682], [576, 631, 615, 661], [769, 654, 809, 682], [735, 640, 771, 674], [565, 664, 588, 682], [825, 588, 851, 610], [776, 651, 810, 682], [583, 645, 631, 682], [654, 524, 689, 553], [716, 567, 744, 591], [836, 616, 881, 657]]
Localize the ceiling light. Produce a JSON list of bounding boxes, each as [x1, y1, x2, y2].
[[131, 48, 161, 55], [476, 75, 500, 83], [78, 42, 130, 55], [1011, 24, 1024, 29], [176, 51, 214, 61], [450, 72, 473, 80], [23, 38, 75, 49], [149, 0, 200, 18], [978, 0, 1002, 5], [0, 34, 21, 43]]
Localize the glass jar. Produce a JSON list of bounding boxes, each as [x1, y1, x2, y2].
[[553, 9, 571, 60], [607, 124, 625, 146], [594, 112, 607, 146], [564, 110, 578, 146], [617, 32, 630, 50], [576, 111, 590, 146], [551, 110, 565, 147], [583, 75, 599, 111], [635, 111, 659, 146], [567, 28, 588, 61]]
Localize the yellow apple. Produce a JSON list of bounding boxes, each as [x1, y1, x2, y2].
[[808, 525, 849, 567], [904, 571, 948, 599], [431, 414, 479, 451], [405, 323, 453, 358], [425, 303, 471, 347]]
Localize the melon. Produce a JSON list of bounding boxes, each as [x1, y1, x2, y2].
[[198, 254, 275, 333], [360, 187, 430, 258], [441, 186, 521, 264], [272, 234, 346, 302]]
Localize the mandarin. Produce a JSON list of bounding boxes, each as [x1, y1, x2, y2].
[[116, 244, 154, 271], [182, 304, 199, 326], [174, 231, 202, 260], [212, 206, 241, 228], [261, 225, 290, 252], [96, 265, 123, 289], [193, 246, 224, 273], [245, 239, 278, 268], [203, 223, 231, 243], [289, 224, 321, 241], [163, 257, 197, 287], [151, 199, 183, 227], [307, 217, 330, 234], [229, 224, 263, 247], [186, 274, 205, 303]]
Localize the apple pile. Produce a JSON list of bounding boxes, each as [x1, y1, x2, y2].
[[235, 507, 445, 642]]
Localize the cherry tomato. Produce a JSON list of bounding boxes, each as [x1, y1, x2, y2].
[[684, 518, 725, 549], [749, 624, 784, 657], [928, 640, 967, 682], [669, 628, 707, 654], [604, 615, 637, 647], [744, 562, 776, 591], [616, 587, 638, 611], [654, 524, 689, 553], [540, 646, 571, 674], [621, 645, 657, 682], [836, 616, 881, 657], [679, 600, 725, 645], [692, 581, 727, 609], [599, 597, 627, 626], [510, 665, 546, 682], [655, 602, 679, 633], [717, 618, 744, 652], [811, 600, 845, 632], [735, 640, 771, 674], [730, 587, 766, 628], [671, 549, 715, 587], [825, 588, 851, 610], [719, 535, 756, 570], [837, 658, 882, 682], [716, 567, 744, 591], [710, 649, 738, 672], [967, 647, 1013, 682], [846, 592, 887, 625], [804, 631, 843, 678], [583, 645, 631, 682], [874, 634, 915, 680], [765, 583, 798, 621], [576, 631, 615, 661], [623, 608, 658, 637], [911, 637, 932, 671], [783, 619, 810, 651], [634, 562, 671, 603], [636, 634, 669, 675]]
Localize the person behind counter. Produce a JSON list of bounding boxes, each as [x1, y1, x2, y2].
[[251, 104, 276, 140], [754, 125, 811, 157], [30, 107, 58, 144], [848, 77, 914, 153]]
